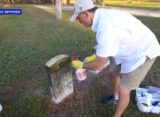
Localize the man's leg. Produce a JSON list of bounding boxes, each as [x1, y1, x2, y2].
[[101, 72, 120, 104], [113, 57, 156, 117], [113, 87, 131, 117], [110, 73, 120, 99], [101, 59, 121, 104], [109, 59, 121, 99]]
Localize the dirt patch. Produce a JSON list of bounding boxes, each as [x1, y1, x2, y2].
[[0, 58, 159, 117]]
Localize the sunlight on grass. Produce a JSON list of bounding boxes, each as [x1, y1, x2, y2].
[[33, 5, 55, 15], [104, 0, 160, 9]]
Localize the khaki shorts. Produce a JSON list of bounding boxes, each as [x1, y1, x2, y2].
[[108, 57, 156, 90]]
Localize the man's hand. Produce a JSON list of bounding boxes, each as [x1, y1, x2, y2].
[[84, 54, 96, 62], [71, 60, 83, 69]]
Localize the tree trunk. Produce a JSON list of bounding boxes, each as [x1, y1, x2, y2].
[[7, 0, 15, 4], [50, 0, 56, 4], [55, 0, 62, 20], [93, 0, 104, 6], [66, 0, 70, 5]]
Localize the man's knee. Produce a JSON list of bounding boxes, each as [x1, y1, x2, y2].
[[119, 87, 131, 96]]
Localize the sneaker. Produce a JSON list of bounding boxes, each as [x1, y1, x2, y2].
[[0, 103, 2, 112], [101, 95, 119, 105]]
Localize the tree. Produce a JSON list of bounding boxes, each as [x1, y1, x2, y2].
[[55, 0, 62, 19], [66, 0, 70, 5], [93, 0, 104, 6], [2, 0, 15, 4], [49, 0, 55, 4]]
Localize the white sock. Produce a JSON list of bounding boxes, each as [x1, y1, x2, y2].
[[114, 96, 119, 100]]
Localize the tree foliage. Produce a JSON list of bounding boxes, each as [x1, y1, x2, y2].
[[0, 0, 56, 4], [93, 0, 104, 5], [1, 0, 159, 4]]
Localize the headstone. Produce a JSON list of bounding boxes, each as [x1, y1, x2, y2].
[[45, 54, 74, 104]]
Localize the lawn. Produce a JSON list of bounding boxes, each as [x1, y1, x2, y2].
[[0, 4, 160, 117], [104, 0, 160, 9]]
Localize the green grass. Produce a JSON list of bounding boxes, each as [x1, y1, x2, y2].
[[104, 0, 160, 9], [0, 5, 160, 117], [0, 5, 95, 84]]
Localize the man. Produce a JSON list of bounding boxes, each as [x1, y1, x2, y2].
[[70, 0, 160, 117]]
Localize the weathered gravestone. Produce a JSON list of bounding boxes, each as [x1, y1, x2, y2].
[[45, 54, 74, 104]]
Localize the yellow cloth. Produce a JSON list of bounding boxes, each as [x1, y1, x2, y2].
[[84, 54, 96, 62], [72, 60, 83, 69]]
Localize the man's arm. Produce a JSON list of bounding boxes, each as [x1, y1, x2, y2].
[[83, 55, 108, 71]]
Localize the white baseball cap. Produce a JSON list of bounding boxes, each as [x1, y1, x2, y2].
[[70, 0, 95, 21]]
